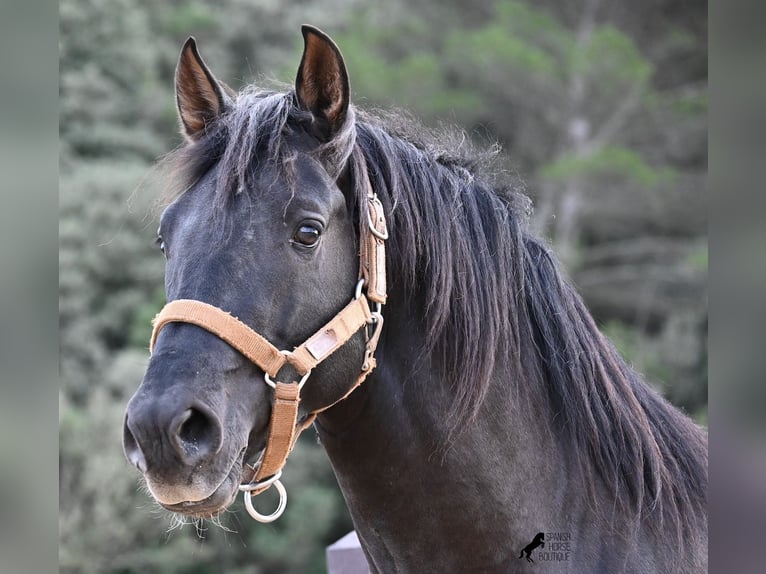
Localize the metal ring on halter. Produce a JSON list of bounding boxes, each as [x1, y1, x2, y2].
[[367, 312, 384, 340], [242, 478, 287, 523], [264, 369, 311, 390], [239, 469, 283, 493], [354, 278, 365, 300], [366, 303, 383, 324], [264, 351, 311, 390]]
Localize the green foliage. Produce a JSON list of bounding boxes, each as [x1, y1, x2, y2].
[[686, 244, 709, 271], [452, 0, 571, 78], [540, 146, 677, 187], [60, 0, 169, 160], [60, 160, 165, 401], [335, 18, 482, 118], [454, 23, 558, 77], [128, 287, 167, 349], [670, 91, 708, 116], [601, 320, 672, 389], [157, 2, 219, 36], [575, 25, 653, 87]]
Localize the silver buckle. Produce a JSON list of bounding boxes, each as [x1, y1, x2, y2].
[[367, 195, 389, 240]]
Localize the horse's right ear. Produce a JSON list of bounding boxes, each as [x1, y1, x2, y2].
[[175, 37, 233, 142], [295, 25, 350, 141]]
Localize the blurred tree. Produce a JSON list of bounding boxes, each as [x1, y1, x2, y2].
[[59, 0, 168, 164]]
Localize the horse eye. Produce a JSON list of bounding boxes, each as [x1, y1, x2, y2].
[[155, 236, 166, 255], [292, 224, 321, 247]]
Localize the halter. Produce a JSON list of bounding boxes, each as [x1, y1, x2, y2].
[[149, 153, 387, 523]]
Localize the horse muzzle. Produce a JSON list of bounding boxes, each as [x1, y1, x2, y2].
[[121, 335, 270, 517]]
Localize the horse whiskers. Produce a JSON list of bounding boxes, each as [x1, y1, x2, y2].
[[193, 518, 207, 538], [164, 515, 207, 538], [208, 511, 238, 534], [136, 477, 152, 498], [163, 509, 238, 537], [166, 513, 191, 534]]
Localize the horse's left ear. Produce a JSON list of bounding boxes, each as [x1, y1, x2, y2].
[[175, 37, 233, 142], [295, 25, 350, 140]]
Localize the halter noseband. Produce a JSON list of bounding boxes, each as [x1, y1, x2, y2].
[[148, 154, 387, 523]]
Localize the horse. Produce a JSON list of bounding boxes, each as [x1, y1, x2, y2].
[[519, 532, 545, 563], [122, 25, 707, 573]]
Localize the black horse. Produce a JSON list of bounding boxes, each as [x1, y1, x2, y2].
[[519, 532, 545, 563], [123, 26, 707, 573]]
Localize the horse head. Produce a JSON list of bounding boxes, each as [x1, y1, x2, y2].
[[122, 27, 370, 518]]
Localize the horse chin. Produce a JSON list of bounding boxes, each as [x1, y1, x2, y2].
[[147, 446, 249, 518], [152, 441, 267, 519], [154, 462, 241, 518]]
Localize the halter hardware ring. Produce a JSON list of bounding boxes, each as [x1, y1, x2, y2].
[[264, 370, 311, 390], [239, 469, 283, 493], [356, 280, 382, 318], [354, 278, 366, 300], [242, 478, 287, 523], [366, 313, 384, 343], [264, 361, 311, 390]]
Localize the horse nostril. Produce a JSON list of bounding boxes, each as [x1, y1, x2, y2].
[[123, 415, 147, 473], [172, 406, 223, 463]]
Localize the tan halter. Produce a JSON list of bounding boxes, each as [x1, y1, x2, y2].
[[149, 154, 387, 522]]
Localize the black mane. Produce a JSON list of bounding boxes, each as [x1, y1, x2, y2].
[[164, 88, 707, 548], [351, 112, 706, 546]]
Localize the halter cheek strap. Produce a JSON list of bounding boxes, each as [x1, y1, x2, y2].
[[148, 153, 387, 523]]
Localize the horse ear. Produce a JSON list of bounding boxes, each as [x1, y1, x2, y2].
[[295, 25, 350, 140], [175, 37, 232, 142]]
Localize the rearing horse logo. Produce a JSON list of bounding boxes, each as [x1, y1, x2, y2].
[[519, 532, 545, 563]]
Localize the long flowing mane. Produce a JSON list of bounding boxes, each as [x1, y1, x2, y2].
[[352, 112, 707, 549], [164, 88, 707, 549]]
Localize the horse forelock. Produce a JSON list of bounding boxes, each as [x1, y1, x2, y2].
[[160, 86, 357, 210]]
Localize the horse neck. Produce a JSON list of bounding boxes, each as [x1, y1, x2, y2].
[[314, 300, 704, 573], [314, 294, 570, 571]]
